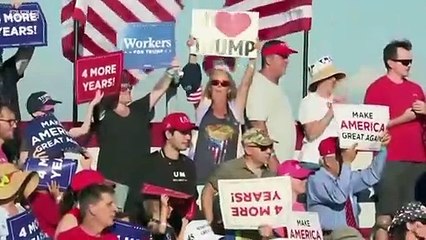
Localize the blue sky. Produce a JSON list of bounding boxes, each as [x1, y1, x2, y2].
[[2, 0, 426, 122]]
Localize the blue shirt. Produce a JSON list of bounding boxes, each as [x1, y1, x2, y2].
[[306, 148, 387, 230]]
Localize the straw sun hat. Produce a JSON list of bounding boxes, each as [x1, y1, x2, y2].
[[0, 163, 39, 201], [308, 56, 346, 91]]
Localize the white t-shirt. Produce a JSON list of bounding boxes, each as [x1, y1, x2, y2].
[[246, 72, 296, 162], [298, 92, 339, 164], [0, 204, 26, 240]]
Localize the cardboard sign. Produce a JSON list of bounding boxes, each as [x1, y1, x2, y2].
[[24, 158, 78, 191], [218, 176, 292, 230], [117, 22, 175, 70], [183, 220, 224, 240], [141, 183, 192, 199], [24, 113, 80, 158], [286, 212, 323, 240], [75, 51, 123, 104], [6, 210, 47, 240], [110, 220, 151, 240], [0, 3, 47, 48], [190, 9, 259, 58], [333, 104, 389, 151]]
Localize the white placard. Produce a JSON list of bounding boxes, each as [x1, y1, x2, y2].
[[218, 176, 292, 230], [183, 220, 224, 240], [333, 104, 389, 151], [287, 212, 323, 240], [190, 9, 259, 58]]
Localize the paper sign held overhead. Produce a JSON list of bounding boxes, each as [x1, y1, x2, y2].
[[117, 22, 175, 70], [0, 2, 47, 48], [190, 9, 259, 58], [333, 104, 389, 151], [75, 51, 123, 104]]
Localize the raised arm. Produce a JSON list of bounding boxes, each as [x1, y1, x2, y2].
[[148, 60, 180, 109], [14, 46, 35, 76], [234, 59, 256, 121], [68, 91, 103, 138]]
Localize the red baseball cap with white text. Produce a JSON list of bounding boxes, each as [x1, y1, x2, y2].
[[162, 112, 196, 132]]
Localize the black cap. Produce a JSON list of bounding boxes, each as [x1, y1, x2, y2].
[[26, 91, 62, 114]]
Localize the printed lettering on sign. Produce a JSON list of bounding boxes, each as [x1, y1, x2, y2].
[[333, 104, 390, 151], [25, 158, 78, 190], [117, 22, 175, 70], [110, 220, 151, 240], [6, 210, 47, 240], [218, 176, 292, 230], [0, 3, 47, 48], [190, 9, 259, 58], [287, 212, 323, 240], [76, 51, 123, 104]]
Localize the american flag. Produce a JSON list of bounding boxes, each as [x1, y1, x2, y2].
[[61, 0, 183, 81], [223, 0, 313, 40]]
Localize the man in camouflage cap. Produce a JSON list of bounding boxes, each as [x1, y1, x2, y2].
[[201, 127, 277, 239], [388, 202, 426, 240]]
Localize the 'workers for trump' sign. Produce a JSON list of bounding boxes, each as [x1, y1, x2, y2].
[[333, 104, 389, 151], [24, 158, 78, 191], [190, 9, 259, 58], [75, 51, 123, 104], [117, 22, 175, 70], [24, 113, 80, 158], [218, 176, 292, 230], [0, 3, 47, 48]]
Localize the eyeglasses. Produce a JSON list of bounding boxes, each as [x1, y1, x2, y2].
[[0, 118, 18, 126], [392, 59, 412, 66], [211, 79, 230, 87], [120, 85, 133, 92]]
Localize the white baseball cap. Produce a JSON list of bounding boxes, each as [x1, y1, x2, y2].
[[183, 220, 224, 240]]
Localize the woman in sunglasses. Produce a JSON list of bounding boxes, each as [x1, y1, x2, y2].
[[183, 37, 258, 184]]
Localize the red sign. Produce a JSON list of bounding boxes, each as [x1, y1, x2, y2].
[[141, 183, 191, 199], [75, 51, 123, 104]]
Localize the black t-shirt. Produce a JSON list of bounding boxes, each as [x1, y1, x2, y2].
[[0, 55, 23, 119], [140, 150, 197, 198], [96, 93, 154, 184]]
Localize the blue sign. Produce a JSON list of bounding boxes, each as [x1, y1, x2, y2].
[[0, 3, 47, 48], [24, 158, 78, 191], [24, 113, 81, 158], [110, 220, 151, 240], [6, 210, 47, 240], [117, 22, 175, 70]]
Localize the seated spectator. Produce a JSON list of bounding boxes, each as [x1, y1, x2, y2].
[[0, 163, 39, 239], [388, 202, 426, 240], [57, 184, 118, 240], [306, 134, 390, 235], [55, 169, 114, 238], [202, 127, 277, 239]]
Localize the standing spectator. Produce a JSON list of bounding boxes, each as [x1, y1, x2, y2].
[[57, 184, 118, 240], [0, 101, 17, 163], [0, 45, 35, 162], [306, 135, 389, 234], [94, 61, 181, 213], [201, 128, 276, 239], [364, 39, 426, 240], [138, 112, 197, 234], [245, 40, 298, 171], [388, 202, 426, 240], [298, 56, 346, 168], [183, 37, 258, 184]]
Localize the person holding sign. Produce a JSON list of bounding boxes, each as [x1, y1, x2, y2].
[[306, 134, 390, 235], [364, 40, 426, 240], [246, 40, 298, 171], [184, 37, 258, 184], [19, 90, 103, 164], [298, 56, 346, 168], [57, 184, 118, 240], [0, 163, 40, 239], [201, 128, 276, 239], [93, 60, 181, 213]]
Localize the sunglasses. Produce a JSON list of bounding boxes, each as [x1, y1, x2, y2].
[[392, 59, 412, 66], [249, 144, 273, 151], [211, 79, 230, 87]]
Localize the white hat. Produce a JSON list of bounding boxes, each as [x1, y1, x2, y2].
[[308, 56, 346, 87], [183, 220, 224, 240]]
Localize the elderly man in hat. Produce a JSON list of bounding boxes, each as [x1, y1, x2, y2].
[[298, 56, 347, 168], [201, 127, 277, 239]]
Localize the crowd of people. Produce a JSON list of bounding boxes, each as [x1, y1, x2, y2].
[[0, 3, 426, 239]]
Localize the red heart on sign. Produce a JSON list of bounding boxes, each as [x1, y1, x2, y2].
[[215, 12, 252, 37]]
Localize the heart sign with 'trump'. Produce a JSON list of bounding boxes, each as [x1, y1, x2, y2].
[[215, 12, 251, 37]]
